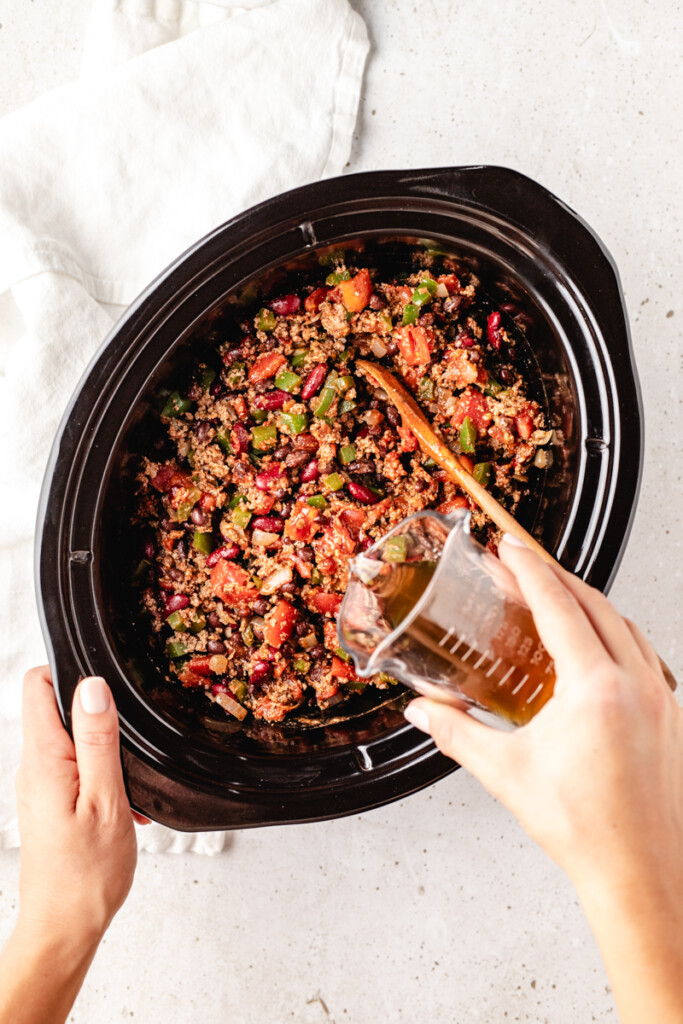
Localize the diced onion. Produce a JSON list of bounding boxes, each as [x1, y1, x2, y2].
[[300, 633, 317, 650], [214, 691, 248, 721], [261, 565, 293, 594], [252, 529, 281, 548], [209, 654, 228, 674], [435, 282, 449, 298], [534, 448, 553, 469], [370, 338, 387, 358]]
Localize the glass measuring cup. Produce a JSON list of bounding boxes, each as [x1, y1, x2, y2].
[[337, 509, 556, 728]]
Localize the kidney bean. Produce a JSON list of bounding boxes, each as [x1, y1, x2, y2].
[[249, 661, 272, 687], [285, 450, 310, 469], [272, 488, 287, 502], [174, 539, 188, 561], [367, 425, 383, 439], [252, 515, 283, 533], [298, 545, 314, 562], [208, 639, 226, 655], [232, 423, 250, 454], [191, 507, 208, 526], [361, 536, 374, 551], [444, 296, 462, 315], [300, 459, 320, 482], [414, 479, 427, 493], [347, 481, 381, 505], [385, 406, 400, 428], [273, 443, 293, 460], [169, 567, 184, 582], [468, 349, 481, 364], [457, 329, 475, 348], [206, 544, 240, 566], [368, 292, 387, 310], [195, 421, 213, 443], [211, 681, 230, 696], [487, 311, 503, 350], [293, 435, 319, 455], [158, 579, 174, 593], [355, 426, 369, 439], [255, 462, 284, 491], [187, 382, 204, 402], [207, 612, 222, 628], [160, 517, 175, 531], [210, 381, 226, 398], [369, 398, 380, 410], [223, 347, 245, 365], [143, 536, 155, 559], [166, 593, 190, 613], [309, 644, 326, 661], [254, 389, 289, 411], [251, 622, 264, 641], [253, 597, 270, 616], [506, 345, 516, 362], [269, 294, 301, 315], [301, 363, 328, 400]]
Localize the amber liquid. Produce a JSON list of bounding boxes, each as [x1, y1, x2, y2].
[[369, 560, 556, 726]]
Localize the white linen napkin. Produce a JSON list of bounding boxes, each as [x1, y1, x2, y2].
[[0, 0, 368, 853]]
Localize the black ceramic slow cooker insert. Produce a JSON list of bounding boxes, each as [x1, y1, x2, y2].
[[35, 166, 643, 830]]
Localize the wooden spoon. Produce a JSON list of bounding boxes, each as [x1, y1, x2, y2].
[[356, 358, 557, 565], [357, 359, 678, 692]]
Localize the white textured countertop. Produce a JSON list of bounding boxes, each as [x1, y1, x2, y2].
[[0, 2, 681, 1021]]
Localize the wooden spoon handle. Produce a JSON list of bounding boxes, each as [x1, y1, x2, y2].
[[356, 359, 557, 566]]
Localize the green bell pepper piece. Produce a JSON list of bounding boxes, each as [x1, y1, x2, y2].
[[401, 303, 419, 327], [382, 535, 408, 563], [460, 416, 477, 454], [228, 493, 246, 509], [473, 462, 493, 488], [256, 308, 277, 332], [132, 558, 152, 579], [325, 269, 351, 285], [166, 641, 187, 659], [172, 499, 196, 523], [232, 680, 249, 701], [345, 678, 367, 692], [339, 444, 356, 465], [189, 613, 206, 635], [192, 531, 213, 555], [423, 456, 437, 469], [165, 610, 188, 631], [216, 430, 232, 453], [485, 380, 503, 397], [280, 411, 308, 435], [310, 566, 322, 585], [274, 369, 302, 393], [251, 409, 268, 424], [325, 472, 344, 492], [223, 361, 245, 388], [292, 657, 311, 674], [335, 374, 354, 394], [314, 387, 336, 418], [334, 647, 352, 663], [339, 399, 357, 415], [306, 494, 328, 510], [161, 391, 194, 418], [291, 349, 309, 369], [251, 424, 278, 450], [379, 311, 393, 331], [338, 348, 352, 363], [411, 284, 433, 308], [418, 377, 436, 401], [241, 622, 254, 648], [201, 367, 216, 391], [231, 507, 252, 529]]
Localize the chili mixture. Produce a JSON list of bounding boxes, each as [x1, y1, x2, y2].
[[133, 261, 551, 723]]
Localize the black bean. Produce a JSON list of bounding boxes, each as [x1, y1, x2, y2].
[[210, 382, 226, 398], [208, 639, 226, 654], [348, 461, 374, 475], [368, 292, 387, 310], [499, 367, 515, 384], [174, 539, 188, 560], [310, 664, 327, 682], [506, 345, 516, 362], [253, 597, 270, 617], [273, 444, 292, 460], [169, 567, 184, 581], [295, 620, 311, 636], [414, 479, 426, 493], [207, 612, 222, 628], [223, 347, 244, 365], [187, 383, 203, 401], [160, 517, 175, 531], [443, 296, 462, 314], [195, 420, 213, 443], [369, 398, 380, 410], [385, 341, 398, 356], [280, 582, 297, 595], [279, 500, 293, 519], [367, 425, 383, 438], [298, 545, 314, 562], [386, 406, 400, 427], [190, 507, 208, 526], [285, 450, 310, 469], [272, 488, 287, 502], [309, 644, 326, 661]]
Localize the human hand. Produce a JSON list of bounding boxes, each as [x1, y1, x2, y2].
[[15, 668, 141, 950], [403, 536, 683, 895]]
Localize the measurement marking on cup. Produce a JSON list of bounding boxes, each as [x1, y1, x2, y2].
[[473, 650, 490, 670], [449, 635, 465, 656], [461, 641, 478, 663], [439, 626, 456, 648], [486, 657, 502, 678], [525, 683, 545, 705], [497, 665, 515, 688], [511, 673, 529, 695]]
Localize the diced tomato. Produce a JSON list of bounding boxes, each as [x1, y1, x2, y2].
[[514, 411, 535, 439], [199, 492, 217, 512], [330, 655, 359, 681], [397, 424, 418, 452], [151, 464, 192, 493], [310, 590, 343, 617], [210, 560, 259, 608], [450, 387, 493, 436], [397, 285, 413, 304], [284, 499, 322, 543], [185, 656, 213, 677], [178, 668, 207, 688], [394, 324, 433, 366], [444, 348, 480, 389], [314, 518, 356, 576], [437, 496, 469, 514], [304, 287, 329, 312], [437, 273, 460, 293], [338, 268, 373, 313], [252, 492, 276, 515], [248, 351, 287, 383], [323, 620, 339, 651], [231, 395, 249, 421], [263, 599, 298, 648], [326, 286, 342, 303], [293, 553, 312, 579], [339, 507, 366, 540]]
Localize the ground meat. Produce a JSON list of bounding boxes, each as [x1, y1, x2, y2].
[[131, 264, 548, 723]]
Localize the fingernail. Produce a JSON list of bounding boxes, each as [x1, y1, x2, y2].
[[501, 532, 528, 549], [79, 677, 110, 715], [404, 702, 431, 734]]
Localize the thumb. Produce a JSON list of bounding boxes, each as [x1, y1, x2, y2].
[[404, 698, 511, 793], [71, 676, 127, 812]]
